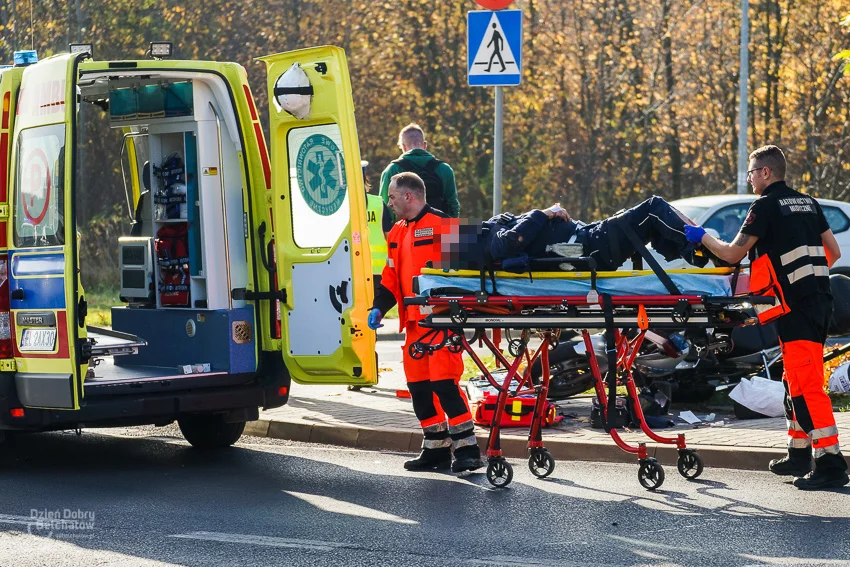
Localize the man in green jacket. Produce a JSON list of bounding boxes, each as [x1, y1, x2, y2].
[[379, 123, 460, 218]]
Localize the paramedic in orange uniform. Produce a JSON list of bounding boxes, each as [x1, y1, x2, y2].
[[686, 145, 848, 490], [368, 172, 484, 473]]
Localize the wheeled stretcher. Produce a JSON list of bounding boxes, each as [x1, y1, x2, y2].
[[404, 257, 775, 490]]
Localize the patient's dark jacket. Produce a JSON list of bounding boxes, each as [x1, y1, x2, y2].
[[485, 196, 706, 271]]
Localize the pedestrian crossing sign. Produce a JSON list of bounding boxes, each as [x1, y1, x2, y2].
[[467, 10, 522, 86]]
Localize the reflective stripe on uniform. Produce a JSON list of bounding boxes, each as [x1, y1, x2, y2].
[[788, 437, 811, 449], [814, 444, 841, 458], [780, 245, 825, 266], [810, 425, 840, 440], [786, 264, 829, 284], [423, 437, 452, 449], [787, 419, 806, 432]]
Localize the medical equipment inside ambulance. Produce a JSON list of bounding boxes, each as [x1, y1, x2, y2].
[[0, 46, 375, 448]]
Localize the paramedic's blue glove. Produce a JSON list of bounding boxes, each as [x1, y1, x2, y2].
[[684, 225, 706, 244], [368, 308, 384, 330]]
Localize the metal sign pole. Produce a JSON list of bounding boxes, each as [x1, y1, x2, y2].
[[736, 0, 750, 194], [493, 86, 503, 216]]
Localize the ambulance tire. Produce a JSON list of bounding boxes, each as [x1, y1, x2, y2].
[[178, 414, 246, 449]]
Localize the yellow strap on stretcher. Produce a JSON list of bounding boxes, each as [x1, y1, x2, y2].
[[420, 267, 737, 279]]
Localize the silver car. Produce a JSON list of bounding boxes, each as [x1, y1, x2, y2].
[[653, 194, 850, 275]]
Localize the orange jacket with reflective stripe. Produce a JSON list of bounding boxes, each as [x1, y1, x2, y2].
[[374, 205, 451, 330]]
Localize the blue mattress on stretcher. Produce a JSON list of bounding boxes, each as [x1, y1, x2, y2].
[[416, 272, 733, 298]]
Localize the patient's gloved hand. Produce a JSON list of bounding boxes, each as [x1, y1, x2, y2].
[[684, 225, 706, 243], [368, 308, 384, 330]]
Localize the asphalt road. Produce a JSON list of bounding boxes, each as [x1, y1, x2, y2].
[[1, 428, 849, 567]]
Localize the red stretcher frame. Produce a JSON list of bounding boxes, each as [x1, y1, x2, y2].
[[408, 290, 770, 490]]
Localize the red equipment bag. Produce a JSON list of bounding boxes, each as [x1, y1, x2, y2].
[[155, 223, 190, 307], [472, 393, 560, 428]]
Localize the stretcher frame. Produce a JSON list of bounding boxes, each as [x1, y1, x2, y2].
[[406, 257, 774, 490]]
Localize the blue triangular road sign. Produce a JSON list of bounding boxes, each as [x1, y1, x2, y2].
[[467, 10, 522, 86]]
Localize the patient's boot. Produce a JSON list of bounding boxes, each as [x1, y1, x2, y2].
[[769, 447, 812, 477], [793, 452, 849, 490], [680, 242, 711, 268], [404, 447, 452, 471]]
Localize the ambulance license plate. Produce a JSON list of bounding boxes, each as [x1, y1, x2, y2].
[[20, 329, 57, 352]]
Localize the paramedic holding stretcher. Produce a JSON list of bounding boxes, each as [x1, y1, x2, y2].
[[686, 145, 848, 490], [368, 172, 485, 474]]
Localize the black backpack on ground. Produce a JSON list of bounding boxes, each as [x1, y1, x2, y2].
[[393, 157, 448, 214]]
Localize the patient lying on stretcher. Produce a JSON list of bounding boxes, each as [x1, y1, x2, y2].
[[443, 196, 712, 272]]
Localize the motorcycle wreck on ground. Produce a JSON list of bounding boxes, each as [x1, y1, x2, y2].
[[528, 274, 850, 403]]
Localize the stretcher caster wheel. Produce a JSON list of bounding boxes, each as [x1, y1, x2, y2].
[[408, 342, 426, 360], [508, 339, 526, 357], [450, 310, 468, 325], [528, 449, 555, 479], [677, 449, 704, 479], [637, 459, 665, 490], [486, 458, 513, 488], [446, 335, 464, 354]]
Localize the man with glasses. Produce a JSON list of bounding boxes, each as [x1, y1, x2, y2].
[[685, 145, 848, 490]]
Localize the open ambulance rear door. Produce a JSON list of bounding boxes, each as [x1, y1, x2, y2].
[[260, 47, 377, 386], [8, 53, 88, 409]]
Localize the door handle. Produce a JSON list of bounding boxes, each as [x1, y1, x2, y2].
[[11, 289, 24, 300]]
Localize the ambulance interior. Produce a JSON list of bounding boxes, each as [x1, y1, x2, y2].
[[72, 71, 255, 391]]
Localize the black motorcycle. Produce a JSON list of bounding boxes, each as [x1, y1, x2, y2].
[[530, 274, 850, 402]]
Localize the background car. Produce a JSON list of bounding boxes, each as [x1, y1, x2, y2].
[[632, 194, 850, 274]]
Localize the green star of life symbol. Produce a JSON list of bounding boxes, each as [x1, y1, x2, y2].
[[295, 134, 347, 216]]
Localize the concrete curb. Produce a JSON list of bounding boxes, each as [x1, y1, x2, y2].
[[245, 419, 794, 472]]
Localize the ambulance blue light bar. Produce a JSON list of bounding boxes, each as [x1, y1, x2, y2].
[[13, 50, 38, 66]]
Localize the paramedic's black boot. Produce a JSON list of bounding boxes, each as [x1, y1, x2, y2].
[[451, 445, 485, 473], [404, 447, 452, 471], [793, 452, 849, 490], [769, 447, 812, 477]]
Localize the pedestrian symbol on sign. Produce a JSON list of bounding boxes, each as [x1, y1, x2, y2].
[[485, 24, 506, 73], [467, 10, 522, 86]]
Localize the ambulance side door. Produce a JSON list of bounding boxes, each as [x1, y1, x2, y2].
[[8, 53, 87, 409], [260, 47, 376, 385]]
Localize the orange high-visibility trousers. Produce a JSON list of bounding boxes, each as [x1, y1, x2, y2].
[[778, 296, 840, 458], [781, 340, 839, 456], [403, 321, 476, 450]]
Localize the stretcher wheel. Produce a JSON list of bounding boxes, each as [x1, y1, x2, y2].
[[637, 459, 665, 490], [446, 335, 464, 354], [677, 449, 704, 479], [450, 310, 468, 325], [408, 342, 427, 360], [528, 449, 555, 479], [486, 459, 513, 488], [508, 339, 526, 357]]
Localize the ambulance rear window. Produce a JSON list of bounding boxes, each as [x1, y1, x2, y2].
[[13, 124, 66, 248]]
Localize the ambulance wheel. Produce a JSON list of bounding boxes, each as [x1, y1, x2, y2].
[[409, 342, 426, 360], [677, 449, 704, 479], [178, 414, 245, 449], [528, 449, 555, 479], [637, 459, 665, 490], [486, 459, 513, 488]]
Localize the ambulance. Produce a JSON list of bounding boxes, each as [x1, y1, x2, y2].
[[0, 44, 377, 448]]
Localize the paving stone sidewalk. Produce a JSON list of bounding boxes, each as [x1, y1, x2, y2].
[[247, 334, 850, 471]]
